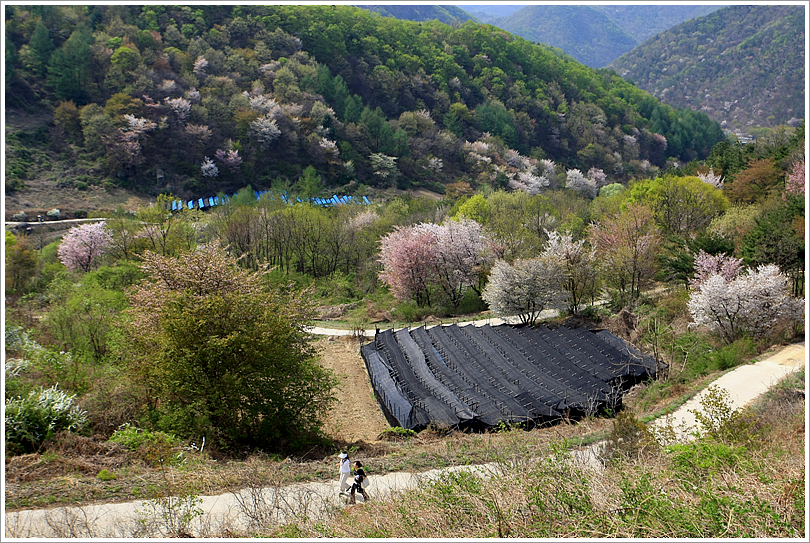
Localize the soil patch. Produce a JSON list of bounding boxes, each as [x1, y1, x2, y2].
[[316, 336, 391, 442]]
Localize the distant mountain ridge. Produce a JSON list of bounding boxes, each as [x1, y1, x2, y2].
[[492, 4, 637, 68], [364, 4, 723, 68], [361, 5, 479, 25], [610, 4, 805, 131]]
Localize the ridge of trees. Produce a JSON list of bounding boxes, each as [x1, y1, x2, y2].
[[5, 4, 725, 200], [610, 4, 805, 132]]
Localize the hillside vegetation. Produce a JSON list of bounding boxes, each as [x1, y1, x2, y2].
[[3, 6, 805, 537], [610, 4, 805, 134], [488, 4, 721, 68], [5, 4, 723, 205]]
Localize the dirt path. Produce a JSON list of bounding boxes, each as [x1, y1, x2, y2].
[[315, 336, 391, 443]]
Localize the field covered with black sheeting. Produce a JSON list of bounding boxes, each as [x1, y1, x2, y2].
[[360, 323, 662, 431]]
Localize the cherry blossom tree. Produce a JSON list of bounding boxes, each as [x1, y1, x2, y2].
[[688, 250, 744, 292], [57, 222, 112, 272], [589, 204, 661, 307], [431, 218, 494, 306], [785, 158, 805, 196], [378, 224, 437, 306], [543, 229, 599, 314], [201, 156, 219, 177], [249, 115, 281, 148], [378, 219, 494, 307], [697, 167, 724, 189], [482, 255, 567, 324], [688, 264, 805, 343], [215, 147, 242, 171], [565, 168, 598, 198]]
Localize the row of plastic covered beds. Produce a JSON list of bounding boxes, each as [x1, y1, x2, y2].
[[169, 191, 372, 211], [360, 323, 662, 431]]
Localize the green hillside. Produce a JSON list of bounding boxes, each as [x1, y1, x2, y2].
[[5, 4, 724, 203], [362, 5, 479, 25], [490, 4, 638, 68], [610, 4, 805, 133], [594, 4, 723, 43]]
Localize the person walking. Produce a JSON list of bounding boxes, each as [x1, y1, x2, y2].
[[337, 452, 352, 495], [348, 460, 370, 504]]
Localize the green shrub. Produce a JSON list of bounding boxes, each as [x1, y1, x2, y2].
[[392, 301, 432, 323], [5, 385, 88, 455], [97, 468, 117, 481], [108, 424, 182, 466]]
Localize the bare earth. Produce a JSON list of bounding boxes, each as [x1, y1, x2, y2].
[[315, 336, 391, 443]]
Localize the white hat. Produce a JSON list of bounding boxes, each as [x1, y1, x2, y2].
[[339, 453, 348, 459]]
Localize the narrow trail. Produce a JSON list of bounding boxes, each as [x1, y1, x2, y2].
[[4, 343, 804, 538]]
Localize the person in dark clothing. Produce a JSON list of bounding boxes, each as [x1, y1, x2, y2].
[[348, 460, 370, 504]]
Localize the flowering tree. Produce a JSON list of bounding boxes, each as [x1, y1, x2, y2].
[[431, 218, 494, 306], [785, 158, 805, 196], [688, 264, 805, 343], [378, 219, 494, 307], [565, 168, 598, 198], [543, 229, 599, 315], [689, 250, 744, 292], [249, 115, 281, 148], [126, 243, 336, 449], [379, 224, 437, 306], [215, 147, 242, 171], [201, 156, 219, 177], [482, 255, 567, 324], [697, 167, 724, 189], [589, 204, 661, 307], [57, 222, 112, 272]]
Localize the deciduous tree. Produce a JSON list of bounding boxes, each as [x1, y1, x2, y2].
[[589, 204, 661, 307], [57, 222, 112, 272], [688, 264, 804, 343], [482, 255, 567, 324], [126, 242, 335, 450]]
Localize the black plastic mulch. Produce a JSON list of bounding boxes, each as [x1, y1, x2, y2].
[[359, 323, 661, 431]]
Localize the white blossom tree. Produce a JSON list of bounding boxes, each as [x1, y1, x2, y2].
[[688, 264, 805, 343], [697, 167, 724, 189], [482, 255, 568, 324], [543, 229, 599, 315], [249, 115, 281, 148], [201, 157, 219, 177], [565, 169, 595, 198]]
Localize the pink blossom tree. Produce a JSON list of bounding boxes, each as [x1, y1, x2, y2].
[[785, 158, 805, 196], [58, 222, 112, 272], [378, 224, 437, 307], [378, 219, 494, 308], [688, 264, 804, 343], [688, 250, 744, 292]]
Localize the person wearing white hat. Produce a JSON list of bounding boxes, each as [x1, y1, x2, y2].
[[337, 452, 352, 495]]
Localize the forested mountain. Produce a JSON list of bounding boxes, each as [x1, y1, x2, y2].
[[457, 4, 523, 23], [593, 4, 723, 43], [488, 4, 722, 68], [610, 4, 805, 133], [361, 5, 478, 25], [5, 4, 724, 201], [491, 4, 637, 68]]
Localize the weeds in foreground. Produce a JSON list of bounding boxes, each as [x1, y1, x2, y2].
[[264, 373, 804, 539]]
